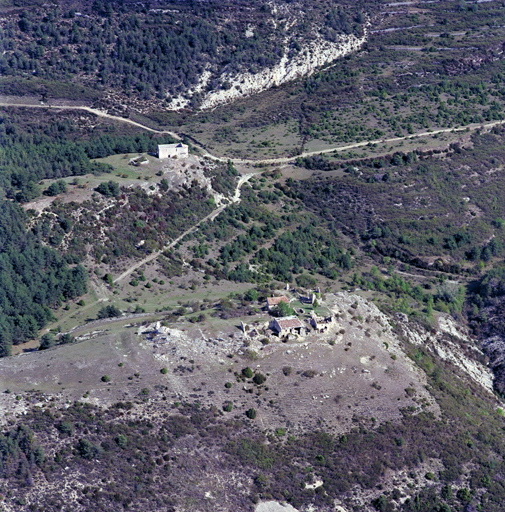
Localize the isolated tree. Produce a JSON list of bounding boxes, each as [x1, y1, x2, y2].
[[39, 333, 55, 350]]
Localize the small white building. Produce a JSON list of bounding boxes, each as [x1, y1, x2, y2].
[[158, 143, 189, 159]]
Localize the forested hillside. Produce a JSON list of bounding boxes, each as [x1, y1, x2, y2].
[[0, 112, 181, 355], [0, 202, 87, 356], [0, 112, 177, 202], [0, 0, 365, 102]]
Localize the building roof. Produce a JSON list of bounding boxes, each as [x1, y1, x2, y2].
[[275, 316, 304, 330], [267, 296, 289, 307], [158, 143, 187, 149]]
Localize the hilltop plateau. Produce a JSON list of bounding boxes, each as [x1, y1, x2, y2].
[[3, 1, 505, 511]]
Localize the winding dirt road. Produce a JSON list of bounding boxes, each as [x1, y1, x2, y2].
[[5, 97, 502, 344], [0, 100, 181, 139], [3, 97, 505, 165], [112, 173, 254, 284]]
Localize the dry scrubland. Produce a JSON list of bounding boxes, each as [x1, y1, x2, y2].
[[0, 290, 501, 512], [0, 293, 437, 431], [3, 1, 505, 510]]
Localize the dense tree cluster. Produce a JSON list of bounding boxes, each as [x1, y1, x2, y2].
[[251, 224, 351, 282], [0, 202, 87, 356], [0, 2, 363, 100], [0, 114, 177, 203], [0, 425, 44, 484]]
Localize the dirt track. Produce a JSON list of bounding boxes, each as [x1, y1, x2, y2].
[[2, 96, 504, 165], [112, 172, 254, 283]]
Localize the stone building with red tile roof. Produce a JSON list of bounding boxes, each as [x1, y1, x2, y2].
[[266, 296, 289, 312], [270, 316, 306, 337]]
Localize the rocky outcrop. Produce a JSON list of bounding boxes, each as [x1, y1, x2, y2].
[[199, 31, 367, 110], [475, 298, 505, 395], [166, 28, 368, 111], [398, 314, 495, 395]]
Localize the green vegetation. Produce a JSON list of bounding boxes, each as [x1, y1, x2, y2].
[[44, 179, 67, 196], [0, 425, 44, 483], [0, 112, 176, 204], [252, 373, 267, 385], [245, 408, 257, 419], [97, 305, 122, 320], [0, 342, 504, 511], [242, 367, 253, 379], [5, 2, 505, 510], [39, 181, 215, 263], [2, 3, 363, 102], [95, 180, 120, 197], [0, 202, 87, 356]]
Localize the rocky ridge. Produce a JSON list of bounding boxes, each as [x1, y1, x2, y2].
[[167, 28, 368, 111]]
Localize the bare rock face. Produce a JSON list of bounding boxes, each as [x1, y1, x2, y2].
[[167, 18, 369, 111], [198, 32, 368, 110], [397, 313, 495, 395], [475, 299, 505, 396]]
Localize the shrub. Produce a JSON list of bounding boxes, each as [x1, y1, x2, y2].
[[456, 488, 471, 503], [277, 301, 295, 317], [101, 375, 111, 383], [77, 439, 102, 460], [225, 382, 233, 388], [44, 179, 67, 196], [275, 428, 286, 436], [405, 387, 416, 397], [253, 373, 266, 385], [441, 485, 453, 500], [95, 181, 120, 197], [296, 274, 317, 288], [97, 305, 122, 319], [242, 367, 253, 379], [60, 333, 74, 344], [161, 367, 168, 374], [246, 408, 257, 419], [302, 370, 318, 378], [115, 434, 127, 449], [372, 495, 392, 511], [39, 333, 55, 350], [282, 366, 292, 376], [223, 402, 233, 412], [58, 422, 73, 436], [244, 289, 258, 302]]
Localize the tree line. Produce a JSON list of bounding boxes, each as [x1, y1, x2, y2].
[[0, 202, 87, 356], [0, 114, 176, 203]]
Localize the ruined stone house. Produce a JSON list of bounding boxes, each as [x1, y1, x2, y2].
[[310, 311, 337, 333], [270, 316, 306, 337]]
